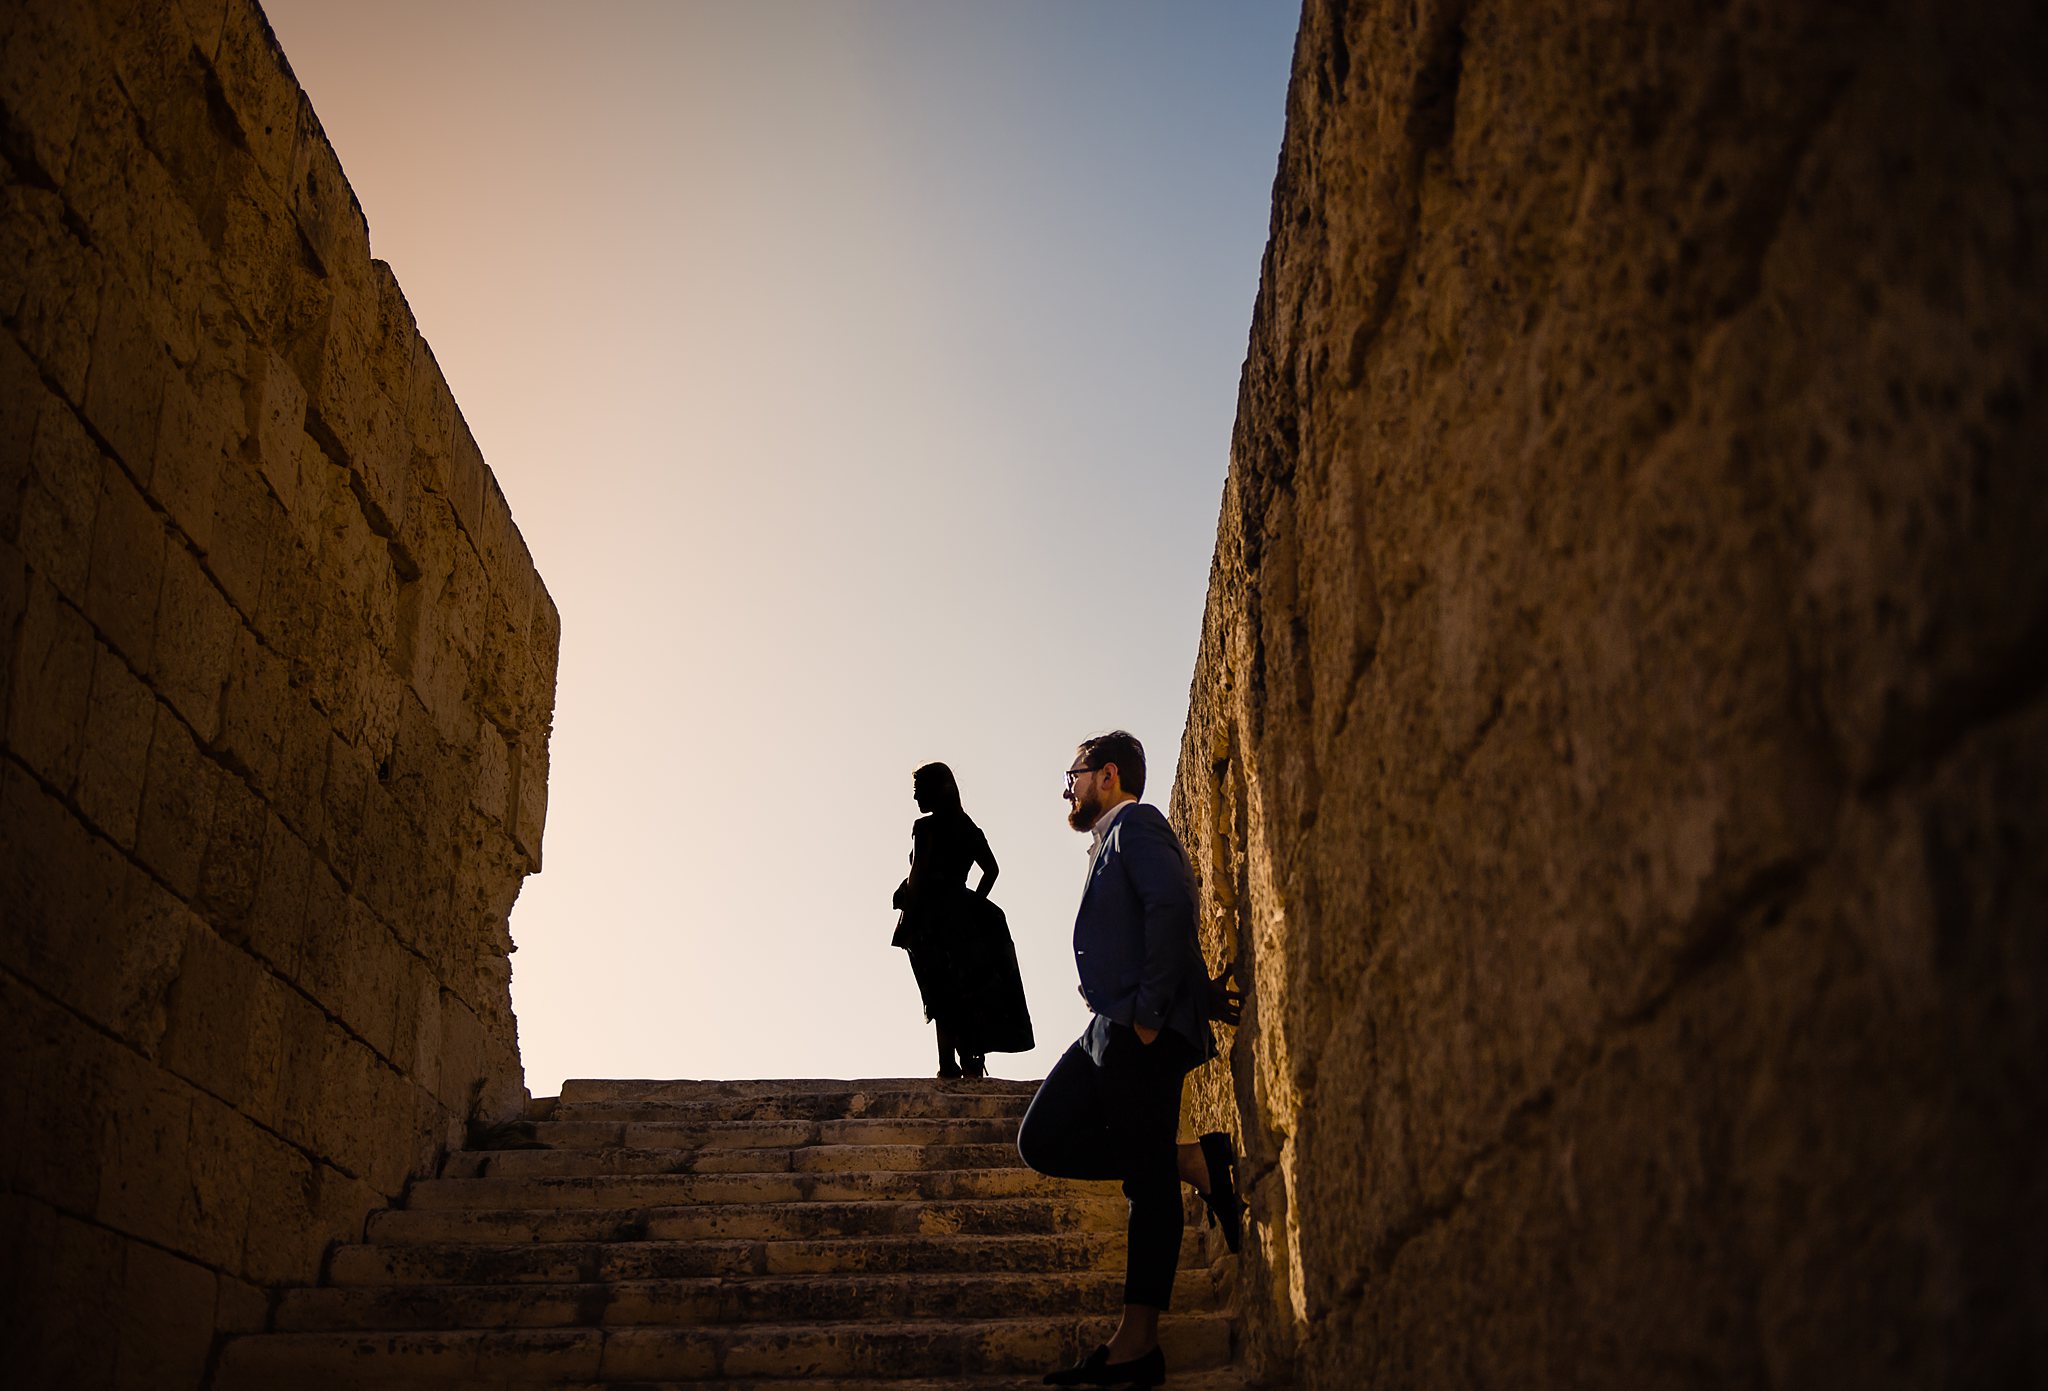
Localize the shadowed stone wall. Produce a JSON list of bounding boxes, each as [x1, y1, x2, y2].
[[1, 1, 555, 1384], [1173, 1, 2045, 1386]]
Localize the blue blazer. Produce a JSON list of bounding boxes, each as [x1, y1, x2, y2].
[[1073, 801, 1216, 1065]]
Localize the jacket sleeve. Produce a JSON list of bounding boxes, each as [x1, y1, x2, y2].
[[1118, 808, 1197, 1032]]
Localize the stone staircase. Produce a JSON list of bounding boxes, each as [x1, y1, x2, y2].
[[215, 1078, 1248, 1389]]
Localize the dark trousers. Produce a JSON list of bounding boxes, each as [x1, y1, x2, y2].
[[1017, 1027, 1194, 1309]]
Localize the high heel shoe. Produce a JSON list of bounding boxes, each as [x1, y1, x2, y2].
[[1197, 1131, 1245, 1253], [959, 1053, 986, 1079]]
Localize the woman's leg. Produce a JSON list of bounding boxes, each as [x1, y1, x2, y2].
[[936, 1024, 961, 1077]]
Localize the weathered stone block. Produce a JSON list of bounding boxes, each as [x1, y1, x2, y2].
[[0, 759, 97, 997], [116, 1236, 217, 1391], [247, 350, 308, 513], [405, 336, 457, 492], [183, 1089, 259, 1269], [149, 537, 236, 741], [213, 0, 298, 192], [314, 1027, 383, 1180], [0, 970, 107, 1214], [86, 870, 195, 1059], [0, 183, 102, 402], [7, 573, 95, 791], [76, 639, 156, 847], [285, 95, 369, 286], [21, 392, 102, 603], [83, 274, 167, 476], [388, 952, 439, 1082], [239, 1126, 320, 1287], [134, 700, 217, 898], [471, 718, 509, 825], [96, 1047, 194, 1250], [473, 591, 525, 732], [436, 994, 485, 1116], [214, 1275, 270, 1338], [197, 764, 266, 926], [150, 369, 223, 552], [161, 915, 263, 1107], [0, 0, 93, 186], [352, 782, 416, 931], [253, 489, 317, 663], [207, 452, 279, 621], [336, 896, 407, 1063], [218, 624, 288, 791], [0, 537, 21, 741], [96, 0, 206, 175], [510, 729, 550, 870], [85, 449, 167, 668], [137, 162, 214, 372], [271, 986, 333, 1156], [445, 415, 488, 549], [317, 730, 371, 886], [1, 328, 43, 535], [273, 687, 330, 847], [529, 586, 562, 695], [5, 1195, 122, 1391], [212, 172, 297, 339], [243, 810, 313, 981]]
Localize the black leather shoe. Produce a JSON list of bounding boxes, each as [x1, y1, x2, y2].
[[1198, 1131, 1245, 1254], [1044, 1344, 1110, 1385], [1044, 1343, 1166, 1387]]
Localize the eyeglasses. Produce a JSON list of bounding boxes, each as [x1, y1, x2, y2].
[[1063, 764, 1097, 795]]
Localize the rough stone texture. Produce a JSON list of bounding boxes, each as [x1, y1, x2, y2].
[[1171, 2, 2047, 1386], [1, 1, 556, 1384], [214, 1079, 1248, 1389]]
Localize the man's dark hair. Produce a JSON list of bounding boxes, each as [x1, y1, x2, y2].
[[1076, 730, 1146, 799]]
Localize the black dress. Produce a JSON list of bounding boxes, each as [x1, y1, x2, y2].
[[896, 812, 1034, 1055]]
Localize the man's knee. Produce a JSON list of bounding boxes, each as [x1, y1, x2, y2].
[[1016, 1108, 1057, 1174]]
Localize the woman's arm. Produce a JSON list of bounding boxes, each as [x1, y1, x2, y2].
[[972, 830, 999, 898]]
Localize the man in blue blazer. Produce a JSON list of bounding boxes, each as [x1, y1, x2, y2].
[[1020, 730, 1245, 1388]]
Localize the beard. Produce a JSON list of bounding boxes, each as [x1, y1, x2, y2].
[[1066, 786, 1103, 832]]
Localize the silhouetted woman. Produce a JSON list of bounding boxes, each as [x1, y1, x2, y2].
[[892, 762, 1034, 1077]]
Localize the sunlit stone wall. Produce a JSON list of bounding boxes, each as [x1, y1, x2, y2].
[[1173, 1, 2046, 1385], [2, 1, 555, 1382]]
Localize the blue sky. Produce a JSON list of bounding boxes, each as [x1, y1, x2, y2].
[[263, 0, 1302, 1090]]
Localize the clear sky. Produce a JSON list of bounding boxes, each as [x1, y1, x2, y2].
[[261, 0, 1300, 1093]]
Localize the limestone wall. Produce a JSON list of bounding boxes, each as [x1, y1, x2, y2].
[[1, 1, 555, 1383], [1173, 1, 2046, 1385]]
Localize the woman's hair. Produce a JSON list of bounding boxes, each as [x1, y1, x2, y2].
[[913, 761, 964, 814]]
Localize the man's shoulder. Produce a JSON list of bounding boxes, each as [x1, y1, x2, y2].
[[1118, 802, 1172, 835]]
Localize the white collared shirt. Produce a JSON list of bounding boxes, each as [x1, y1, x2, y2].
[[1087, 797, 1136, 854], [1083, 797, 1138, 887]]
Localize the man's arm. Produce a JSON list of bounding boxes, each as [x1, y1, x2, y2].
[[1119, 808, 1196, 1043]]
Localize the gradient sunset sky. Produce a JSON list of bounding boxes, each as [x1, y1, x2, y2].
[[261, 0, 1302, 1093]]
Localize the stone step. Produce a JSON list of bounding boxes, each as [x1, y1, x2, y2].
[[547, 1091, 1033, 1126], [444, 1142, 1025, 1179], [278, 1269, 1226, 1332], [406, 1168, 1089, 1212], [330, 1231, 1205, 1286], [216, 1314, 1233, 1386], [558, 1078, 1042, 1104], [524, 1116, 1022, 1151], [218, 1375, 1259, 1391], [369, 1196, 1129, 1246], [512, 1376, 1261, 1391]]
